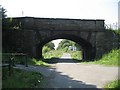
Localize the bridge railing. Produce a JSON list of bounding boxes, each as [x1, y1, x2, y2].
[[1, 53, 28, 76]]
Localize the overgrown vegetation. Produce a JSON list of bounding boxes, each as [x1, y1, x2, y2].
[[42, 41, 64, 59], [104, 80, 120, 89], [57, 39, 81, 52], [42, 50, 63, 59], [42, 42, 55, 54], [107, 28, 120, 35], [82, 49, 119, 66], [70, 51, 82, 60], [28, 58, 50, 67], [2, 53, 50, 67], [2, 68, 45, 88]]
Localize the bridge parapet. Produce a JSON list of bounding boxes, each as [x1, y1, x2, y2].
[[12, 17, 105, 31]]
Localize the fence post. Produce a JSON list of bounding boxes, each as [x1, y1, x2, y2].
[[25, 55, 28, 67], [8, 55, 12, 76]]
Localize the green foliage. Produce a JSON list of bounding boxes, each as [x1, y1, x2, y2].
[[2, 68, 44, 88], [104, 80, 120, 89], [94, 49, 119, 66], [83, 49, 119, 66], [42, 46, 51, 53], [1, 6, 15, 30], [28, 58, 50, 67], [42, 50, 63, 59], [0, 5, 7, 18], [42, 42, 55, 54], [70, 51, 82, 60], [57, 39, 81, 52], [107, 28, 120, 35], [44, 42, 55, 50]]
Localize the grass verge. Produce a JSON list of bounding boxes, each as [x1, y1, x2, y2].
[[104, 80, 120, 89], [27, 58, 50, 67], [82, 49, 120, 66], [2, 67, 45, 88]]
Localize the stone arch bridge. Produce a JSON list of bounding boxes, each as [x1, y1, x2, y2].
[[3, 17, 119, 61]]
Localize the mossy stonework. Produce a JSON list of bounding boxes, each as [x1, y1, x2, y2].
[[2, 17, 119, 61]]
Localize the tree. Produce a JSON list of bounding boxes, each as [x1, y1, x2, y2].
[[57, 39, 81, 51], [42, 41, 55, 54], [0, 5, 7, 20], [1, 6, 7, 18], [44, 42, 55, 50], [1, 6, 14, 30]]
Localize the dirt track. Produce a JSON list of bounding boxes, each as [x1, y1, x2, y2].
[[15, 53, 118, 88]]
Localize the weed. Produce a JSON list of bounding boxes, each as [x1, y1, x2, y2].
[[2, 68, 44, 88]]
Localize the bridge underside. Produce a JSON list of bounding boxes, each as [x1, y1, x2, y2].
[[36, 34, 95, 61]]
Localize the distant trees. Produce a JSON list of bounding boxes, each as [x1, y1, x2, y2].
[[1, 6, 16, 30], [57, 39, 81, 52], [1, 5, 7, 18], [1, 6, 12, 30], [45, 42, 55, 50], [42, 42, 55, 53]]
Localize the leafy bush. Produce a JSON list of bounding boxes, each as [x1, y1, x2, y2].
[[42, 50, 63, 59], [104, 80, 120, 89], [70, 51, 82, 60], [42, 46, 51, 53]]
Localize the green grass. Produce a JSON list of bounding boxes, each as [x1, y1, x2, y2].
[[2, 68, 45, 88], [104, 80, 120, 89], [28, 58, 50, 67], [43, 50, 63, 59], [70, 51, 82, 60], [82, 49, 119, 66], [2, 53, 50, 67]]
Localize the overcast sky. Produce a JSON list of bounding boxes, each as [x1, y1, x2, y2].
[[1, 0, 119, 49], [1, 0, 119, 24]]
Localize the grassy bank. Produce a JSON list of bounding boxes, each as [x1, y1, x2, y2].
[[83, 49, 119, 66], [27, 58, 50, 67], [104, 80, 120, 89], [2, 68, 45, 88]]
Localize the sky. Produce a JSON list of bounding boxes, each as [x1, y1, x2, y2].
[[1, 0, 119, 24], [1, 0, 119, 49]]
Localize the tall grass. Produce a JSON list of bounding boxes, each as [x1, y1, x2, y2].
[[42, 50, 63, 59], [28, 58, 50, 67], [81, 49, 119, 66], [104, 80, 120, 89], [2, 68, 44, 88], [92, 49, 119, 66], [70, 51, 82, 60]]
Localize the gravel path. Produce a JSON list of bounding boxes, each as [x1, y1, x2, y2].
[[14, 53, 118, 88]]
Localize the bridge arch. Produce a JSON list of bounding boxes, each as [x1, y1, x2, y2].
[[36, 33, 95, 61]]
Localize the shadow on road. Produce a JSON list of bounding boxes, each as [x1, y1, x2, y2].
[[46, 70, 98, 88], [43, 57, 82, 64], [14, 64, 98, 88]]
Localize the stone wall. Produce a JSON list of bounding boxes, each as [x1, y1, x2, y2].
[[12, 17, 104, 31], [3, 17, 119, 60]]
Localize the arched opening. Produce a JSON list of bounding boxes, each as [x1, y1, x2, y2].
[[36, 34, 95, 61], [42, 39, 82, 60]]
